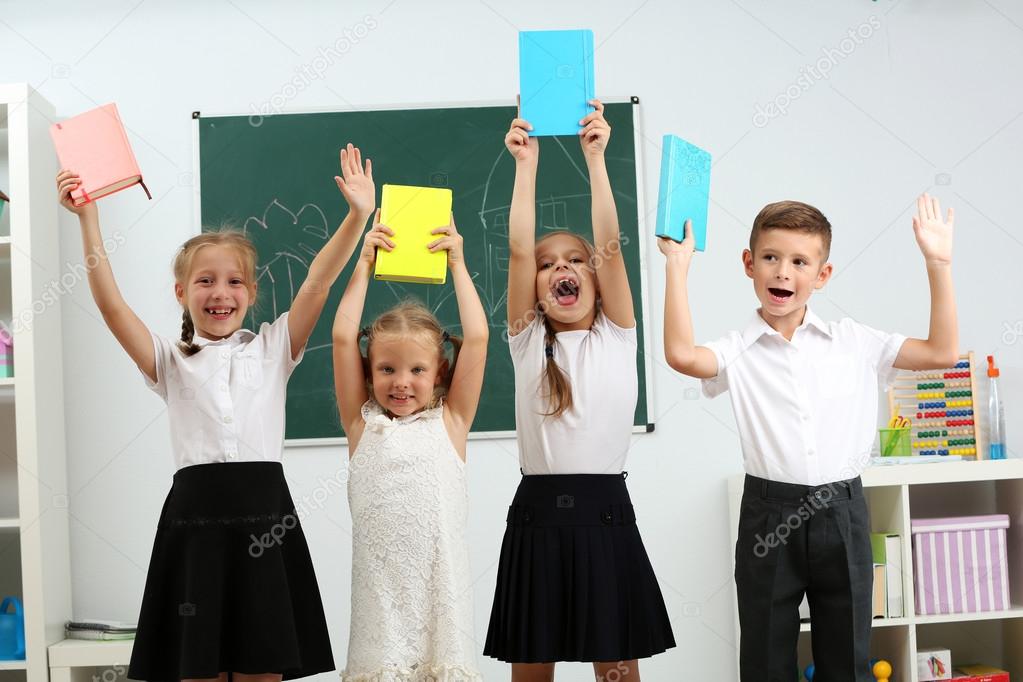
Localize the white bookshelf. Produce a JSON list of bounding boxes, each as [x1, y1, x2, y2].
[[0, 83, 73, 682], [728, 459, 1023, 681]]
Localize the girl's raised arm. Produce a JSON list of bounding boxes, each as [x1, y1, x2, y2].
[[428, 215, 488, 433], [504, 116, 540, 334], [289, 143, 374, 360], [58, 170, 156, 381], [580, 100, 634, 328], [332, 211, 394, 436]]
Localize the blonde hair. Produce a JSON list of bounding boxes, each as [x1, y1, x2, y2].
[[359, 301, 462, 409], [535, 230, 598, 419], [172, 230, 258, 355]]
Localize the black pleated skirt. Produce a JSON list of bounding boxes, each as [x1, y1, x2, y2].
[[484, 473, 676, 663], [127, 462, 335, 682]]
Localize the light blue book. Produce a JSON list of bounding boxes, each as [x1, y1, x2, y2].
[[518, 29, 595, 137], [655, 134, 711, 251]]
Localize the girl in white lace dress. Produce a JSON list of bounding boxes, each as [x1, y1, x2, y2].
[[332, 210, 488, 681]]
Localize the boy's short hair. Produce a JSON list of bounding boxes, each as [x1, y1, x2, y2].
[[750, 200, 832, 260]]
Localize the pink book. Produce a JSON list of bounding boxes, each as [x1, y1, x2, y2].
[[49, 103, 151, 206]]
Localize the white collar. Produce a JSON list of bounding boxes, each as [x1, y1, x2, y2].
[[192, 327, 257, 348], [739, 306, 832, 348]]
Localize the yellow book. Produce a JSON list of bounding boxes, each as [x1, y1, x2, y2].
[[374, 184, 452, 285]]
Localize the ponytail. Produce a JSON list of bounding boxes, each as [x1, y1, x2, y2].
[[540, 316, 573, 418]]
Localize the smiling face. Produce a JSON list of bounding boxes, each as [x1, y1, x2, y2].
[[743, 229, 832, 328], [174, 244, 255, 341], [535, 232, 598, 331], [368, 334, 446, 417]]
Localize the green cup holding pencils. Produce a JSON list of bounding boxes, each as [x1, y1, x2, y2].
[[879, 427, 911, 456]]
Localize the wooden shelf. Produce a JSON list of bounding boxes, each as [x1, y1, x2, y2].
[[915, 605, 1023, 625], [0, 83, 71, 682], [863, 459, 1023, 487], [799, 616, 911, 632], [48, 638, 134, 667]]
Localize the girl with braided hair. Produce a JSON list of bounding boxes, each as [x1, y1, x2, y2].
[[56, 143, 376, 682]]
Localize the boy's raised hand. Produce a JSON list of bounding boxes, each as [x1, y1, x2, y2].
[[334, 143, 375, 217], [428, 213, 465, 267], [56, 169, 97, 219], [657, 219, 696, 266], [912, 192, 954, 266], [505, 115, 538, 167], [359, 209, 394, 266], [579, 99, 610, 159]]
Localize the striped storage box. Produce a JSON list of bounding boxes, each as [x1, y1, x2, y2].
[[912, 515, 1011, 615]]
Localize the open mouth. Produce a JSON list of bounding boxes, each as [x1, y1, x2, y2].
[[767, 287, 794, 304], [551, 277, 580, 307], [205, 307, 235, 321], [389, 393, 413, 406]]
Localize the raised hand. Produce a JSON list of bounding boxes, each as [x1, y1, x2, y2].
[[427, 213, 465, 267], [56, 169, 97, 219], [579, 99, 610, 159], [912, 193, 954, 266], [505, 116, 538, 167], [657, 220, 696, 265], [334, 143, 375, 218], [359, 209, 395, 266]]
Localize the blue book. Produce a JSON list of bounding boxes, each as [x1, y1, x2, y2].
[[518, 29, 595, 137], [655, 134, 711, 251]]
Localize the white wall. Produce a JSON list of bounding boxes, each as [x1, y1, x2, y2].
[[3, 0, 1023, 679]]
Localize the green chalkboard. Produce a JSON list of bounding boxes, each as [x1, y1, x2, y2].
[[197, 101, 651, 440]]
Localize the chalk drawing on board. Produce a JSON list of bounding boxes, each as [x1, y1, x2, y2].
[[241, 198, 328, 330]]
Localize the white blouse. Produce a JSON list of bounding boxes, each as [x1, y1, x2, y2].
[[510, 311, 639, 475], [144, 312, 304, 470]]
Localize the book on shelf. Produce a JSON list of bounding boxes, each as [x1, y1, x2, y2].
[[65, 619, 136, 640], [872, 563, 887, 618], [870, 532, 904, 618]]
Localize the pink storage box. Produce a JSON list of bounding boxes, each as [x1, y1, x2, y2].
[[912, 514, 1011, 615]]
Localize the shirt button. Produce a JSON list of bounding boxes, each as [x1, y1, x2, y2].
[[220, 384, 229, 392], [227, 451, 237, 459], [220, 351, 230, 360], [223, 415, 233, 424]]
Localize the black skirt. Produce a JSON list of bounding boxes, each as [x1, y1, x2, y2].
[[484, 473, 676, 663], [128, 462, 335, 682]]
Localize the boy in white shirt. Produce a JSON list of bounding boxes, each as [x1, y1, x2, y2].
[[659, 195, 957, 680]]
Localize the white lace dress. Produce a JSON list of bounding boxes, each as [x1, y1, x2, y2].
[[342, 400, 482, 681]]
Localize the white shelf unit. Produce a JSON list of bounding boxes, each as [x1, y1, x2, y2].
[[728, 459, 1023, 681], [0, 83, 73, 682]]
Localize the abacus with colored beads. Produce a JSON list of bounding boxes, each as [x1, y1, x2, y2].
[[888, 352, 980, 458]]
